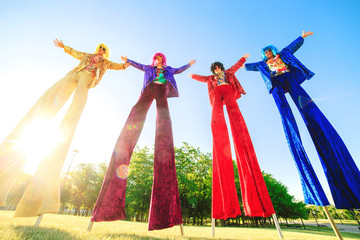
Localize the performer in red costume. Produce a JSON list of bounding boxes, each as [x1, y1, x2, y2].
[[189, 54, 275, 219]]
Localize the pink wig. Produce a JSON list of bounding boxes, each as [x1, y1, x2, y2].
[[151, 52, 167, 67]]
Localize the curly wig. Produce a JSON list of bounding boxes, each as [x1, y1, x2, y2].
[[210, 61, 225, 74]]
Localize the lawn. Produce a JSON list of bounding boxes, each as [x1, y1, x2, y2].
[[0, 211, 359, 240]]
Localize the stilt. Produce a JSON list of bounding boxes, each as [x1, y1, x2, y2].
[[212, 218, 215, 238], [323, 206, 343, 240], [180, 223, 184, 237], [87, 220, 94, 232], [272, 213, 284, 239], [35, 214, 43, 227]]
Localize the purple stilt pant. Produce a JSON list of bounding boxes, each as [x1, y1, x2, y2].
[[91, 83, 182, 230]]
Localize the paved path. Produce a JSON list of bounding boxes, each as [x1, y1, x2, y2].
[[304, 222, 360, 234]]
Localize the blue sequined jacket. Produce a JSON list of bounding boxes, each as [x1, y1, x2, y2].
[[127, 59, 191, 98], [245, 36, 315, 93]]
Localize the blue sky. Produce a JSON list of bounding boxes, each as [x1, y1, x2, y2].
[[1, 0, 359, 206]]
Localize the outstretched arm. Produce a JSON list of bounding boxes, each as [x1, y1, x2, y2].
[[189, 73, 211, 83], [121, 55, 148, 71], [172, 59, 196, 74], [284, 31, 313, 54], [55, 38, 87, 60], [244, 62, 260, 72], [227, 53, 249, 74], [107, 61, 129, 70]]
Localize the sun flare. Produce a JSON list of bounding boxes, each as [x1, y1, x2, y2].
[[18, 120, 64, 174]]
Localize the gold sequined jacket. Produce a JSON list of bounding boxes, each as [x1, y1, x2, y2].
[[64, 46, 126, 88]]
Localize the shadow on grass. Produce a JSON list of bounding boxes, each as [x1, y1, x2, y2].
[[14, 225, 81, 240], [282, 227, 360, 239], [104, 232, 214, 240], [104, 233, 164, 240]]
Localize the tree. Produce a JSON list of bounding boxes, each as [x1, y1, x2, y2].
[[68, 163, 99, 216], [125, 146, 154, 221], [263, 172, 307, 223], [175, 142, 212, 225], [59, 174, 72, 214], [54, 143, 311, 228]]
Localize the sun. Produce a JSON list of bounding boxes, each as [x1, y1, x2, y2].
[[18, 120, 64, 174]]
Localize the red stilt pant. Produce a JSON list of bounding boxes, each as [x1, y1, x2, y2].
[[211, 85, 275, 219]]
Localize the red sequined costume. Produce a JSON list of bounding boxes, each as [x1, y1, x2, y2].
[[191, 57, 275, 219]]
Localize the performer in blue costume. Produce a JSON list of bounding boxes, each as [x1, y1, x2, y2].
[[245, 31, 360, 209]]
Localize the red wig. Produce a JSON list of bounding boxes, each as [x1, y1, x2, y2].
[[151, 52, 167, 67]]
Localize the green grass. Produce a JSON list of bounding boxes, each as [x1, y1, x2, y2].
[[1, 211, 359, 240]]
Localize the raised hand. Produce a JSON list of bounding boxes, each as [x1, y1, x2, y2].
[[302, 31, 314, 38], [243, 53, 250, 59], [53, 38, 64, 48], [121, 55, 128, 62], [189, 60, 196, 66], [188, 73, 193, 78]]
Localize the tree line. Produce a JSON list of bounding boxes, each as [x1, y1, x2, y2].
[[4, 142, 358, 227]]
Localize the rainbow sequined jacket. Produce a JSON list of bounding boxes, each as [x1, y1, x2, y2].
[[245, 36, 315, 93]]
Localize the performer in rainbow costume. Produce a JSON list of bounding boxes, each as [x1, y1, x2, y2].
[[245, 31, 360, 209]]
